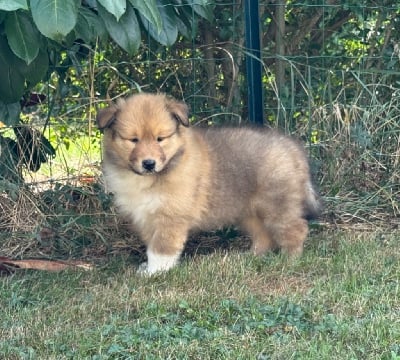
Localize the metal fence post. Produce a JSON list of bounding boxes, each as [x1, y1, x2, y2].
[[244, 0, 264, 126]]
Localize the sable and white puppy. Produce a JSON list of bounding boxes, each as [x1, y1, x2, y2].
[[97, 93, 320, 275]]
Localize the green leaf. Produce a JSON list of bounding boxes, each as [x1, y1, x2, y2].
[[129, 0, 162, 33], [0, 35, 48, 104], [0, 101, 21, 125], [0, 36, 25, 103], [30, 0, 79, 41], [185, 0, 214, 22], [98, 3, 140, 55], [97, 0, 126, 21], [18, 49, 49, 86], [174, 5, 197, 39], [142, 2, 178, 46], [75, 7, 108, 43], [0, 0, 28, 11], [5, 12, 40, 65]]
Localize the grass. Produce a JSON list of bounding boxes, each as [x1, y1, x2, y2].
[[1, 230, 399, 359], [0, 58, 399, 359]]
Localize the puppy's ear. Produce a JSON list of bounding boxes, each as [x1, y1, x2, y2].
[[96, 106, 118, 131], [166, 98, 189, 127]]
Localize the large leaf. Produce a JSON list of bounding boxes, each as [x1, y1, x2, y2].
[[98, 3, 140, 55], [0, 35, 48, 104], [184, 0, 213, 22], [174, 5, 196, 39], [5, 12, 40, 65], [97, 0, 126, 21], [0, 37, 25, 103], [0, 101, 21, 125], [0, 0, 27, 11], [30, 0, 79, 41], [129, 0, 162, 33], [75, 7, 108, 43], [18, 49, 49, 86], [142, 2, 178, 46]]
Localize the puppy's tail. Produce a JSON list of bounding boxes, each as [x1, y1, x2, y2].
[[303, 181, 322, 221]]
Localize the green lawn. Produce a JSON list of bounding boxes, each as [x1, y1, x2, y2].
[[1, 230, 399, 359]]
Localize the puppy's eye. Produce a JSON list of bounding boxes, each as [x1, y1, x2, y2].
[[131, 138, 139, 143], [157, 137, 164, 142]]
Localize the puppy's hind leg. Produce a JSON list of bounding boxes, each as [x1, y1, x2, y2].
[[266, 217, 308, 258], [241, 217, 277, 256]]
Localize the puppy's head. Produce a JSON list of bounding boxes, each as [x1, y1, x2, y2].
[[97, 93, 189, 175]]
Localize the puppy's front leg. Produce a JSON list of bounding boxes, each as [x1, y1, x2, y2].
[[138, 249, 181, 275], [137, 226, 188, 275]]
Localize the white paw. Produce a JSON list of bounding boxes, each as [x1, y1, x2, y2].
[[136, 250, 180, 276], [137, 262, 150, 275]]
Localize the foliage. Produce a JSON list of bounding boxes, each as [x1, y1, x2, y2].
[[0, 0, 213, 181], [0, 0, 212, 117], [260, 0, 400, 125], [1, 1, 399, 124]]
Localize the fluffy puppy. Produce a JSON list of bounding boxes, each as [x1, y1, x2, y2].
[[97, 93, 320, 274]]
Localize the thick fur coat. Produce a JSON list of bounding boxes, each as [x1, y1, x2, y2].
[[97, 93, 320, 274]]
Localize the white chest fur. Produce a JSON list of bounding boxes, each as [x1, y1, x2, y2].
[[104, 168, 164, 228]]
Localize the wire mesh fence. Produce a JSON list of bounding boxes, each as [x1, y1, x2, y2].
[[0, 1, 399, 256]]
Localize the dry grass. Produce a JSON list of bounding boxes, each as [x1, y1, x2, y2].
[[0, 179, 123, 258], [0, 179, 253, 260], [0, 187, 44, 234], [309, 90, 400, 228]]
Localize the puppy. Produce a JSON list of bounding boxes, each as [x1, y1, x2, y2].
[[97, 93, 320, 274]]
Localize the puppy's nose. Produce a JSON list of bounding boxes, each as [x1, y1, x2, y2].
[[142, 159, 156, 171]]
